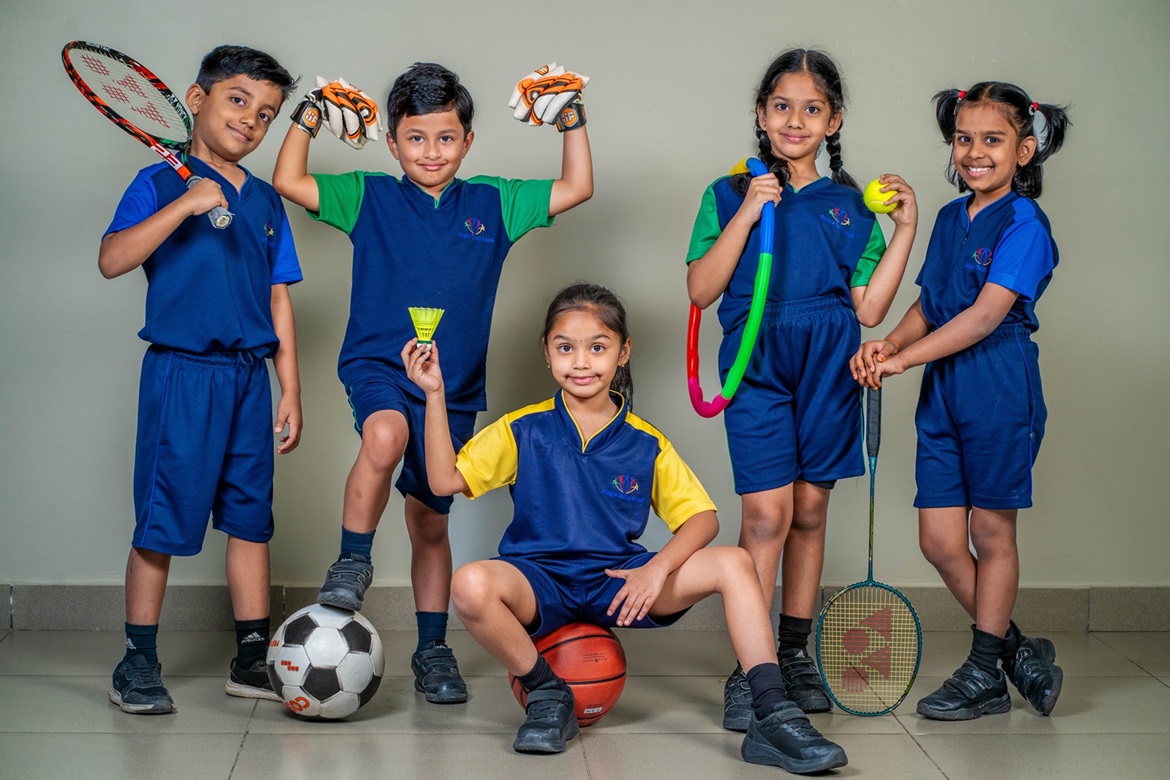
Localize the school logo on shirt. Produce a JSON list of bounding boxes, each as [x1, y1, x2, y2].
[[460, 217, 495, 244], [965, 247, 993, 273], [819, 207, 855, 238], [263, 223, 275, 238], [601, 474, 646, 504]]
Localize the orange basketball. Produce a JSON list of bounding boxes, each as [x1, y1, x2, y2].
[[508, 622, 627, 726]]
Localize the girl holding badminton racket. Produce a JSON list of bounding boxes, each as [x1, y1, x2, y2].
[[851, 82, 1071, 720], [686, 48, 917, 726]]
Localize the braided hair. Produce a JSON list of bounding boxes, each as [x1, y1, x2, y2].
[[933, 82, 1070, 199], [734, 48, 859, 195], [541, 283, 634, 410]]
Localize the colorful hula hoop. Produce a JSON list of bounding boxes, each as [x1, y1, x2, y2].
[[687, 157, 774, 418]]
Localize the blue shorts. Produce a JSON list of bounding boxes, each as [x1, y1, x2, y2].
[[722, 295, 864, 494], [133, 346, 274, 556], [345, 366, 476, 515], [497, 553, 690, 638], [914, 325, 1046, 510]]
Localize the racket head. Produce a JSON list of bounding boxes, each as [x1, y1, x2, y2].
[[815, 581, 922, 716], [62, 41, 192, 150]]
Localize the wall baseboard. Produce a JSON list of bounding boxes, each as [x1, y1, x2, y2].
[[6, 583, 1168, 632]]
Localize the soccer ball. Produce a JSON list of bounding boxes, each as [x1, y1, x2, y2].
[[266, 604, 384, 720]]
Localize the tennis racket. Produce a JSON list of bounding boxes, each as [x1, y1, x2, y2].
[[62, 41, 233, 229], [815, 387, 921, 715]]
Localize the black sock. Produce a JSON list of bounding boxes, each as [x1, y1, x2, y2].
[[124, 623, 159, 666], [234, 617, 270, 668], [746, 662, 788, 719], [416, 611, 449, 653], [1000, 620, 1023, 666], [777, 614, 813, 654], [967, 626, 1006, 675], [518, 655, 561, 692]]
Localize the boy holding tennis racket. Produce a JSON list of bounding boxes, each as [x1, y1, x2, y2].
[[273, 61, 592, 704], [98, 45, 301, 714]]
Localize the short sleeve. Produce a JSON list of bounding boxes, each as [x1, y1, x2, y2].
[[311, 171, 379, 234], [104, 168, 159, 237], [685, 184, 722, 263], [648, 436, 718, 532], [468, 176, 554, 243], [455, 414, 520, 498], [269, 204, 302, 285], [986, 219, 1055, 301], [849, 220, 888, 287]]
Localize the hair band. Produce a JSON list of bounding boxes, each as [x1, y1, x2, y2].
[[957, 90, 967, 99], [1029, 101, 1039, 115]]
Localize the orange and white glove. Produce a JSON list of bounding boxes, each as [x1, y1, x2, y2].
[[508, 63, 589, 130], [292, 76, 384, 150]]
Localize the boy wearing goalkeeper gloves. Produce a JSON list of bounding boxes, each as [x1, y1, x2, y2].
[[274, 61, 592, 704]]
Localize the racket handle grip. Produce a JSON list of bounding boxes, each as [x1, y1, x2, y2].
[[185, 175, 234, 229], [866, 386, 881, 458]]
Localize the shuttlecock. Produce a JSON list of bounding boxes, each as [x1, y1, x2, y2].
[[408, 307, 445, 345]]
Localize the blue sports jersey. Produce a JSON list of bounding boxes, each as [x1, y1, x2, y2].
[[916, 193, 1057, 332], [311, 172, 554, 411], [455, 391, 717, 570], [686, 175, 885, 336], [105, 158, 302, 354]]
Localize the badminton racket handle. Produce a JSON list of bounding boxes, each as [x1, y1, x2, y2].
[[866, 387, 881, 459], [185, 175, 233, 229]]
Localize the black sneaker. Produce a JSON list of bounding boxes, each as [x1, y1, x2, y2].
[[411, 641, 468, 703], [779, 647, 831, 713], [109, 655, 175, 714], [1003, 636, 1063, 716], [225, 657, 281, 702], [916, 662, 1011, 721], [740, 702, 848, 774], [722, 664, 751, 731], [513, 683, 579, 754], [317, 553, 374, 611]]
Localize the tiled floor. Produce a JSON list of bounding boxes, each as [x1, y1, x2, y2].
[[1, 628, 1168, 779]]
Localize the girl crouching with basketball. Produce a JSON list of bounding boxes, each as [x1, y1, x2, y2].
[[851, 83, 1070, 720], [403, 283, 846, 773]]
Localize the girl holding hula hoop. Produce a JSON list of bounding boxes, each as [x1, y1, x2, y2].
[[685, 49, 917, 727]]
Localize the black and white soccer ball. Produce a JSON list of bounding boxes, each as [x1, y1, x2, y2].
[[267, 604, 384, 720]]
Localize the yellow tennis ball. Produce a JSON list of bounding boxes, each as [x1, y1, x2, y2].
[[864, 179, 898, 214]]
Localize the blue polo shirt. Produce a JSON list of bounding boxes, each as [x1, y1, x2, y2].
[[455, 391, 717, 568], [105, 158, 302, 354], [686, 175, 885, 334], [917, 193, 1057, 333], [311, 172, 554, 411]]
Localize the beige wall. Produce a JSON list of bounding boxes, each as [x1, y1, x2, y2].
[[2, 0, 1167, 589]]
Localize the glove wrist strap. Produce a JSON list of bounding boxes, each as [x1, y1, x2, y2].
[[291, 99, 322, 138], [555, 101, 586, 132]]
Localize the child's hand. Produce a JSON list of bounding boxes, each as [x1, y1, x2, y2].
[[182, 177, 229, 218], [736, 173, 782, 225], [401, 338, 444, 395], [874, 174, 918, 229], [851, 339, 904, 389], [274, 393, 302, 454], [604, 561, 668, 627], [508, 63, 589, 127]]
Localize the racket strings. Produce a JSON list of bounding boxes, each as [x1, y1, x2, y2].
[[68, 47, 189, 146], [818, 585, 919, 714]]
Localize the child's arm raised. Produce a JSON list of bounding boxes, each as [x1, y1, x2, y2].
[[547, 123, 593, 216], [852, 174, 918, 327], [98, 178, 228, 278], [272, 124, 320, 213], [401, 340, 469, 497], [271, 283, 302, 454], [686, 174, 783, 308], [604, 510, 719, 627]]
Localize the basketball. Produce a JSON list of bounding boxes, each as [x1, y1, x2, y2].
[[509, 622, 626, 726]]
